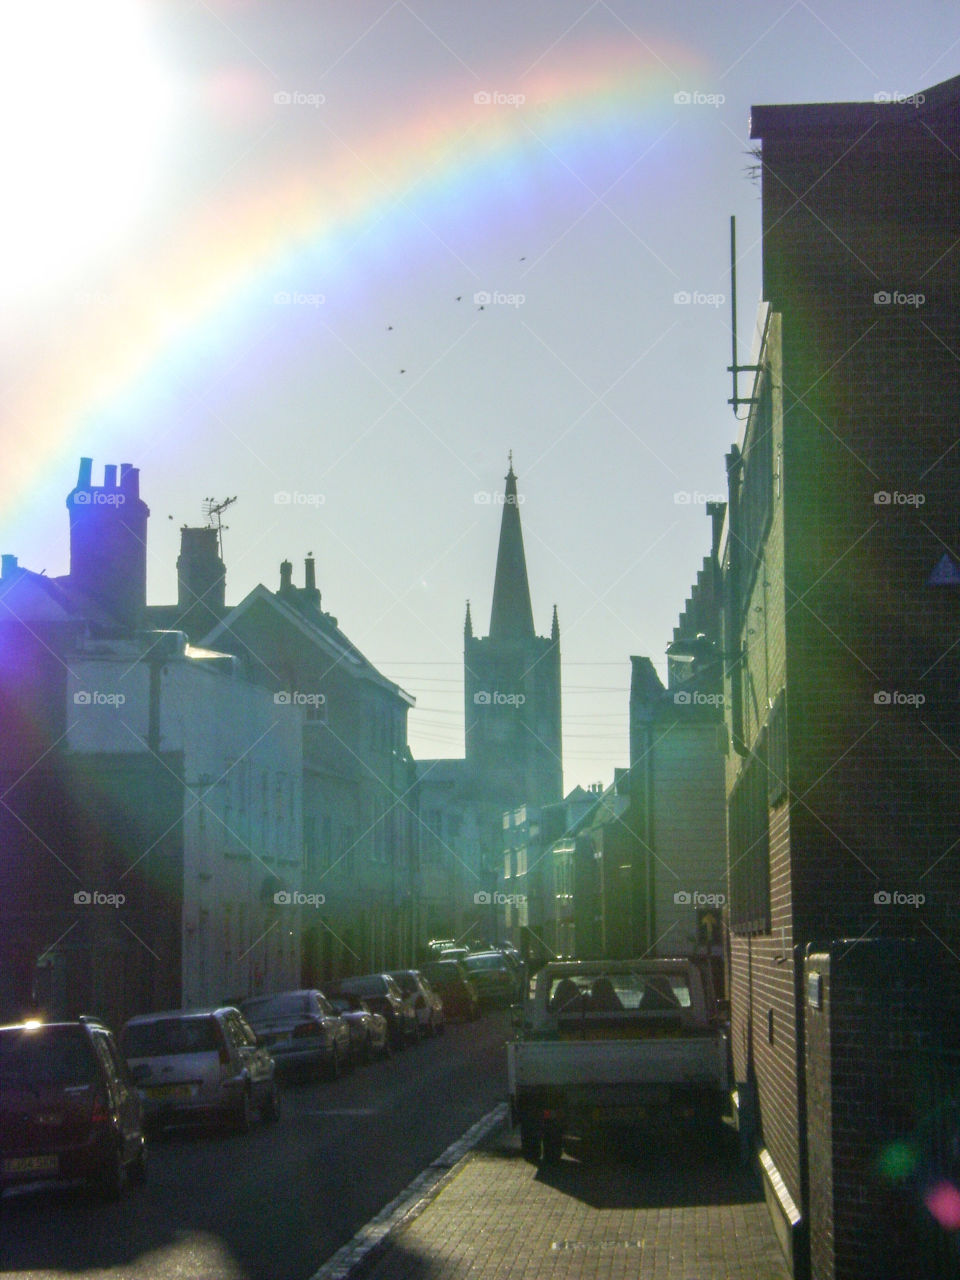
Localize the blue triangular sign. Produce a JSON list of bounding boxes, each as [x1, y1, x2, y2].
[[928, 553, 960, 585]]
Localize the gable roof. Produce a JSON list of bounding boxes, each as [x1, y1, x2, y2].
[[202, 583, 414, 706]]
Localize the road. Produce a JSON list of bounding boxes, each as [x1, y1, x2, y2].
[[0, 1012, 511, 1280]]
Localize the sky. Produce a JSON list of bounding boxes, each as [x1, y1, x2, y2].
[[1, 0, 957, 790]]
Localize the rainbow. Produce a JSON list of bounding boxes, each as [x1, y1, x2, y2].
[[2, 39, 707, 516]]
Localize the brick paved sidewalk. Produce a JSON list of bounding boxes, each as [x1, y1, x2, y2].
[[353, 1123, 791, 1280]]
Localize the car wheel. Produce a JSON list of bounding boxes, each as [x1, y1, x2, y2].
[[262, 1079, 281, 1123], [541, 1122, 563, 1166], [235, 1086, 254, 1133], [519, 1119, 541, 1164], [97, 1142, 127, 1200]]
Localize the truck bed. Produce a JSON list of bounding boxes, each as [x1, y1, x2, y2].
[[508, 1032, 728, 1090]]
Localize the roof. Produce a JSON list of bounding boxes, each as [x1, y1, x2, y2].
[[202, 583, 414, 706], [488, 460, 536, 642], [751, 72, 960, 139]]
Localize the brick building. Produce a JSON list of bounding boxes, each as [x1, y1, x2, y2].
[[723, 75, 960, 1278]]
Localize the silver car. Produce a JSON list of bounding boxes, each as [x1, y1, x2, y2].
[[120, 1007, 279, 1133]]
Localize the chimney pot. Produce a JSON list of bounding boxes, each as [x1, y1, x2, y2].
[[280, 560, 293, 592], [1, 554, 18, 579]]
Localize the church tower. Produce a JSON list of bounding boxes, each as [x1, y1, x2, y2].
[[463, 458, 562, 815]]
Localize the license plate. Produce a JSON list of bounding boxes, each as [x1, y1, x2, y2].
[[145, 1083, 193, 1100], [3, 1154, 59, 1174]]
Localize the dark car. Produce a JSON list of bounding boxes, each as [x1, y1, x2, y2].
[[462, 951, 519, 1008], [121, 1006, 279, 1132], [327, 975, 415, 1049], [421, 960, 481, 1021], [240, 990, 350, 1081], [389, 970, 445, 1038], [0, 1017, 146, 1200], [322, 992, 391, 1062]]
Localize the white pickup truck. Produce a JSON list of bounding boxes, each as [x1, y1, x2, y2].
[[507, 957, 730, 1163]]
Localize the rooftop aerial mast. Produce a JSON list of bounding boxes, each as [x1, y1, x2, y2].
[[202, 495, 237, 559]]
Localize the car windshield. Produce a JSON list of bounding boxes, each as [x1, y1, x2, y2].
[[242, 993, 313, 1020], [0, 1026, 98, 1087], [339, 976, 384, 998], [121, 1016, 221, 1057], [390, 973, 417, 994], [464, 954, 506, 971]]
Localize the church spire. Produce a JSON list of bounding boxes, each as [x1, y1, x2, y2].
[[489, 454, 535, 642], [464, 599, 473, 638]]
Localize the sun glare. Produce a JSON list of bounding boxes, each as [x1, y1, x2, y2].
[[0, 0, 177, 299]]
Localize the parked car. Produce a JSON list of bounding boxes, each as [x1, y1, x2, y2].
[[240, 990, 350, 1081], [120, 1006, 278, 1133], [421, 959, 481, 1022], [438, 945, 470, 963], [389, 970, 445, 1038], [322, 991, 391, 1062], [327, 975, 416, 1049], [0, 1016, 146, 1200], [462, 951, 520, 1008]]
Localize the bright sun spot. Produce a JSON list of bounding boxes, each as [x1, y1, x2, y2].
[[0, 0, 177, 298]]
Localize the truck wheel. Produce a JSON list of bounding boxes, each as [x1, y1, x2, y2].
[[519, 1119, 541, 1163], [541, 1122, 563, 1165]]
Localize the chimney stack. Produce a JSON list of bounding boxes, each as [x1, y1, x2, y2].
[[66, 458, 149, 629], [303, 555, 320, 607], [279, 560, 293, 594], [176, 526, 225, 637]]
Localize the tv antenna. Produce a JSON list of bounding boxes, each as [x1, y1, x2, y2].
[[202, 496, 237, 559]]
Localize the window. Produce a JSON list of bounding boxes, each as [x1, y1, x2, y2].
[[729, 749, 771, 934]]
